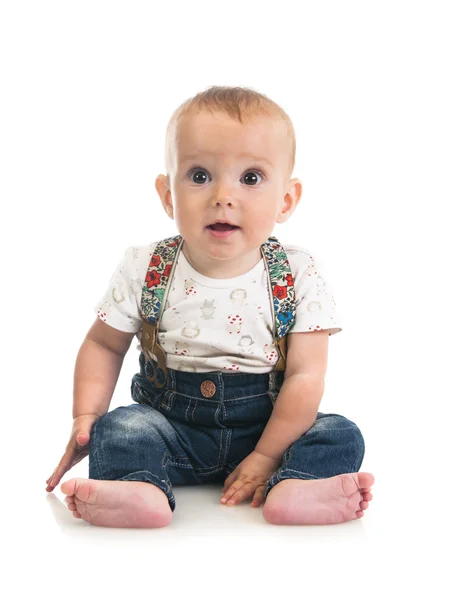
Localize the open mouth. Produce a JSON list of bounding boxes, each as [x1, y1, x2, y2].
[[206, 222, 240, 238], [207, 223, 240, 231]]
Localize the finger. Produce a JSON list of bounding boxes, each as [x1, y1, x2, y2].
[[46, 466, 61, 490], [47, 463, 66, 489], [224, 482, 255, 506], [220, 479, 245, 503], [70, 447, 90, 469], [46, 473, 58, 491], [76, 432, 89, 446], [46, 471, 56, 485], [47, 439, 91, 491], [250, 485, 267, 507], [223, 472, 237, 493], [47, 449, 74, 489]]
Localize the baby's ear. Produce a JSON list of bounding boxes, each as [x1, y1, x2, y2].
[[277, 179, 302, 223], [155, 174, 174, 219], [155, 173, 169, 194]]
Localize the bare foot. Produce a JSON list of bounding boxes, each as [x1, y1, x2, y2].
[[60, 478, 173, 528], [262, 472, 374, 525]]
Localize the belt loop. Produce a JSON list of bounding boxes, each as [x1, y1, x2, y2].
[[218, 372, 223, 402]]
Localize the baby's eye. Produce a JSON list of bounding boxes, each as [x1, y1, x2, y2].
[[187, 168, 264, 186], [241, 171, 263, 186], [189, 169, 211, 185]]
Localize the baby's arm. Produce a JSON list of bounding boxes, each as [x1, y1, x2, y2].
[[46, 319, 134, 491], [254, 330, 329, 461], [74, 318, 135, 417]]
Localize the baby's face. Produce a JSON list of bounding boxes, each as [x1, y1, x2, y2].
[[156, 110, 301, 266]]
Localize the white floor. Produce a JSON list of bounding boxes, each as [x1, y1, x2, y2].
[[6, 347, 447, 599], [6, 331, 447, 598], [5, 452, 444, 600]]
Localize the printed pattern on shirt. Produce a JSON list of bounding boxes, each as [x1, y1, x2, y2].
[[94, 241, 342, 373]]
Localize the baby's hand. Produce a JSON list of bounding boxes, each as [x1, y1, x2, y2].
[[45, 413, 100, 492], [221, 451, 281, 507]]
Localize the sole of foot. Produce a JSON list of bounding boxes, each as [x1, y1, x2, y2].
[[263, 472, 375, 525], [60, 478, 173, 528]]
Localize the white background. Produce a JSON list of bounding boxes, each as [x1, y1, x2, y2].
[[1, 1, 448, 598]]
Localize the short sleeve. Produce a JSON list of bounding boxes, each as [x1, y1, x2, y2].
[[93, 246, 143, 333], [287, 248, 343, 336]]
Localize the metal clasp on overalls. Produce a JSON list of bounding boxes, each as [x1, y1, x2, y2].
[[141, 320, 168, 388]]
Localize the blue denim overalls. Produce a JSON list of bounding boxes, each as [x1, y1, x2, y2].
[[89, 235, 365, 512]]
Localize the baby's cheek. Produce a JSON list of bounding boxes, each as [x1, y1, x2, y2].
[[247, 206, 276, 231]]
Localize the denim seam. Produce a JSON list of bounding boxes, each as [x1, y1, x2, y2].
[[161, 391, 174, 411], [218, 426, 224, 464], [92, 447, 105, 480], [191, 399, 199, 423], [91, 425, 105, 480], [224, 461, 238, 476], [219, 428, 232, 468], [185, 397, 192, 422], [164, 456, 223, 474], [133, 382, 163, 408], [164, 453, 222, 472], [118, 469, 170, 488], [135, 384, 147, 405], [286, 445, 293, 464], [118, 470, 175, 510], [162, 452, 172, 469], [193, 465, 223, 475], [222, 393, 269, 403], [163, 390, 269, 402], [264, 468, 320, 500], [214, 403, 221, 427], [166, 456, 194, 468], [275, 467, 320, 480]]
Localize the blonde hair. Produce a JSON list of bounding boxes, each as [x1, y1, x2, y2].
[[164, 85, 296, 178]]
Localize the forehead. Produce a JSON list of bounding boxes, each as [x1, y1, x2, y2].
[[173, 110, 289, 163]]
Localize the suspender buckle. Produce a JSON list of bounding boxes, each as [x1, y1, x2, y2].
[[141, 320, 168, 388]]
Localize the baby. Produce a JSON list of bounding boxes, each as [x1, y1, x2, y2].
[[46, 85, 374, 528]]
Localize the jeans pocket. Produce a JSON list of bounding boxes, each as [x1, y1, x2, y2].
[[132, 380, 164, 408], [159, 390, 175, 411]]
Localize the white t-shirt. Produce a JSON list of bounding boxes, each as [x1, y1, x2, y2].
[[94, 241, 343, 373]]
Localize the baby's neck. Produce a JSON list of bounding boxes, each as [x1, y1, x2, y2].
[[181, 245, 262, 279]]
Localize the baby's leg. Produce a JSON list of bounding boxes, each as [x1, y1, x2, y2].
[[263, 413, 374, 525], [61, 404, 179, 528]]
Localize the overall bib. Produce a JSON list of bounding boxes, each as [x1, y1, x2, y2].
[[89, 235, 365, 512]]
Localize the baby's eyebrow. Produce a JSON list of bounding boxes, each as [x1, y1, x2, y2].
[[180, 153, 274, 168]]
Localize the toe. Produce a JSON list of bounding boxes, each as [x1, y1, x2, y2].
[[61, 478, 93, 503], [61, 479, 78, 496], [360, 501, 369, 510], [355, 510, 364, 519], [362, 492, 373, 502], [68, 502, 77, 511], [73, 510, 82, 519], [357, 472, 375, 489]]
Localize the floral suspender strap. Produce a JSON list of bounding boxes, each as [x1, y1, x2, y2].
[[140, 234, 296, 388], [260, 236, 297, 371], [139, 235, 182, 388]]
